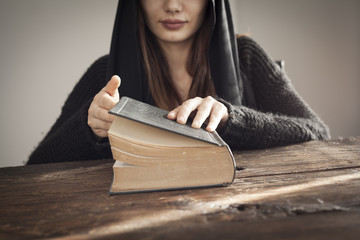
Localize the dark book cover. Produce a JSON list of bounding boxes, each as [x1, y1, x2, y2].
[[109, 97, 227, 146]]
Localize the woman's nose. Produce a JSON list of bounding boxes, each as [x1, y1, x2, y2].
[[164, 0, 183, 13]]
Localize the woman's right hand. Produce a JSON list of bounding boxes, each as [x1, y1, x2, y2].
[[88, 75, 121, 139]]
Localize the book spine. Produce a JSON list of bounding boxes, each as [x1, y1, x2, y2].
[[208, 131, 227, 146], [109, 97, 129, 115], [225, 144, 237, 184]]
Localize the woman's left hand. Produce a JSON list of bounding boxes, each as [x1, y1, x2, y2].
[[167, 96, 229, 132]]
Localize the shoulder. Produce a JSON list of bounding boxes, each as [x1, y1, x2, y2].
[[77, 54, 110, 89], [236, 35, 261, 49], [235, 35, 281, 72], [63, 54, 110, 108], [235, 35, 266, 59], [77, 54, 109, 84], [235, 35, 264, 74], [93, 54, 109, 65], [85, 55, 109, 75]]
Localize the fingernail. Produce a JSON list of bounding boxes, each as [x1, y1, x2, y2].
[[192, 120, 200, 128], [177, 116, 185, 124], [206, 125, 214, 132]]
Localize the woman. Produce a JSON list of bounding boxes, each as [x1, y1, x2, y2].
[[27, 0, 330, 164]]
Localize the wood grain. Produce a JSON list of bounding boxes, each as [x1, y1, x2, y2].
[[236, 137, 360, 177], [0, 137, 359, 239]]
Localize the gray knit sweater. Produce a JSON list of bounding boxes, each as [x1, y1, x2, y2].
[[27, 37, 330, 164]]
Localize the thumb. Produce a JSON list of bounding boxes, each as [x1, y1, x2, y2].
[[104, 75, 121, 97]]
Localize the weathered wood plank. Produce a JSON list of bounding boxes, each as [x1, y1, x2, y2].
[[1, 165, 359, 239], [0, 137, 359, 239], [113, 210, 360, 240], [235, 137, 360, 177]]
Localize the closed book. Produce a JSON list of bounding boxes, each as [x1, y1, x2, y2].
[[108, 97, 235, 195]]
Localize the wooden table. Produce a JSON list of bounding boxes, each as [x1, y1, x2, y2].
[[1, 137, 360, 239]]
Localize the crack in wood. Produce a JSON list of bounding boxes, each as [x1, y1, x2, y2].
[[236, 166, 245, 171], [229, 203, 350, 217]]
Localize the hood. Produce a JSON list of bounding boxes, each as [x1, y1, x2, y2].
[[106, 0, 254, 107]]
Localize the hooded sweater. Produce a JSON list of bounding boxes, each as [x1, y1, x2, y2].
[[27, 1, 330, 164]]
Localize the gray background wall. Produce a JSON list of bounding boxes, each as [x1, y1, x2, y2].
[[1, 0, 359, 167]]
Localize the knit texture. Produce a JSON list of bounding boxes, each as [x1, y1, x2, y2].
[[27, 56, 112, 164], [27, 36, 330, 164], [218, 36, 330, 148]]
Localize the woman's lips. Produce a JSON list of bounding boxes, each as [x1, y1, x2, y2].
[[160, 19, 187, 30]]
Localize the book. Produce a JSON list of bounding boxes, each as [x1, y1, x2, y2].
[[107, 97, 236, 195]]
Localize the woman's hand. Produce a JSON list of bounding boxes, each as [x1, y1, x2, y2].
[[167, 96, 229, 132], [88, 75, 121, 139]]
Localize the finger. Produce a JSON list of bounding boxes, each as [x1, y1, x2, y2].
[[88, 115, 113, 138], [89, 104, 115, 123], [191, 97, 214, 129], [92, 128, 109, 139], [206, 103, 229, 132], [88, 117, 113, 132], [103, 75, 121, 97], [167, 106, 181, 120], [98, 92, 119, 111], [176, 97, 203, 124]]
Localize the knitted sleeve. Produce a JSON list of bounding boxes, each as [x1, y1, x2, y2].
[[218, 36, 330, 149], [27, 55, 112, 164]]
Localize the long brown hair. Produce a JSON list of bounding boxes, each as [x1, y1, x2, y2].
[[137, 1, 215, 110]]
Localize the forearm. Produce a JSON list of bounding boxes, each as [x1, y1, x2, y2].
[[27, 103, 112, 164], [218, 102, 330, 150]]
